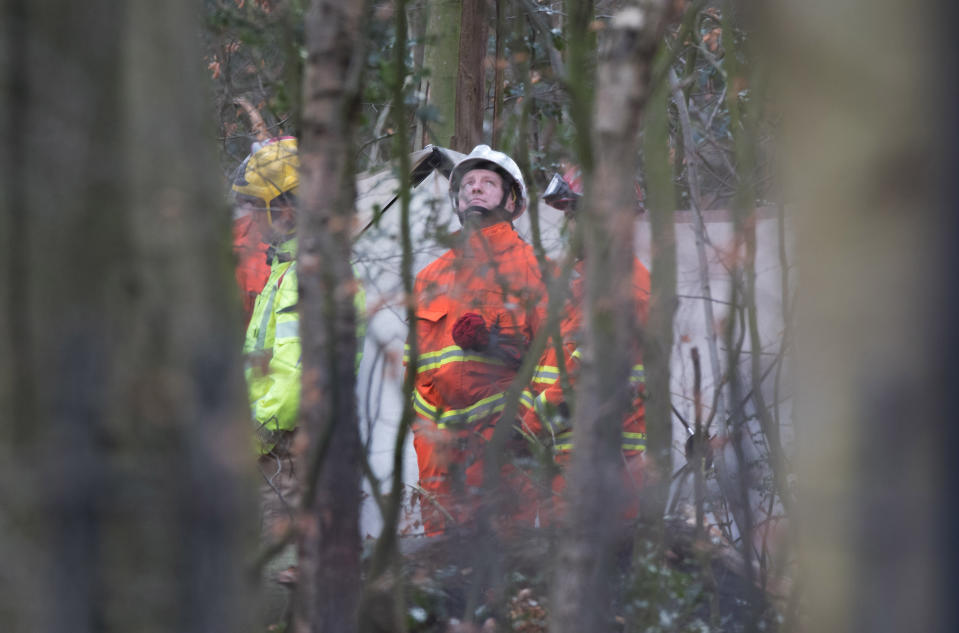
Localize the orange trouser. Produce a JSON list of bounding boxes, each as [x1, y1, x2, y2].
[[536, 451, 647, 527], [412, 429, 538, 536]]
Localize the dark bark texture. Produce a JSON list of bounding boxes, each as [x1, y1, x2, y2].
[[454, 0, 489, 152], [0, 2, 256, 632]]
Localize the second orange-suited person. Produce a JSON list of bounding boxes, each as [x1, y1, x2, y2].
[[406, 145, 551, 535]]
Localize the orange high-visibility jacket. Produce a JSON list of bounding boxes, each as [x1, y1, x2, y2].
[[406, 222, 549, 532], [519, 257, 651, 458]]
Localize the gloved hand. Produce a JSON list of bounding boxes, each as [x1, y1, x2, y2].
[[452, 312, 490, 350], [452, 312, 529, 369]]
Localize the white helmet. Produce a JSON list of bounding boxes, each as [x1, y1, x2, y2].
[[448, 144, 528, 220]]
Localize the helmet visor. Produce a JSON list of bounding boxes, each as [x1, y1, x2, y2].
[[542, 172, 582, 212]]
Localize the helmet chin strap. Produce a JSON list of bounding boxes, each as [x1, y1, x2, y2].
[[267, 206, 297, 237], [458, 204, 511, 226], [457, 189, 514, 224]]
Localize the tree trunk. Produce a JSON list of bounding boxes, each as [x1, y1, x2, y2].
[[454, 0, 489, 151], [491, 0, 506, 147], [359, 2, 415, 630], [764, 0, 958, 630], [410, 0, 429, 148], [296, 0, 369, 631], [551, 4, 675, 633], [0, 2, 256, 632], [423, 0, 461, 147]]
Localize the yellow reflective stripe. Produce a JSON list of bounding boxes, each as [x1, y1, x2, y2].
[[532, 391, 548, 421], [403, 342, 426, 365], [551, 430, 647, 453], [417, 344, 459, 364], [436, 392, 506, 429], [519, 389, 535, 411], [413, 390, 438, 420], [570, 348, 582, 360], [521, 388, 565, 438], [403, 343, 450, 365], [621, 431, 647, 451], [422, 348, 505, 372], [554, 430, 573, 451], [411, 390, 508, 430], [403, 344, 507, 373], [532, 364, 559, 385]]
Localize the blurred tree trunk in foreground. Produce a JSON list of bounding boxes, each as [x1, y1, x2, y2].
[[765, 0, 959, 631], [551, 4, 677, 633], [295, 0, 369, 631], [0, 2, 256, 633]]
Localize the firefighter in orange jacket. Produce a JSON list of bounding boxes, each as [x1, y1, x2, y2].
[[518, 166, 651, 525], [407, 145, 549, 535]]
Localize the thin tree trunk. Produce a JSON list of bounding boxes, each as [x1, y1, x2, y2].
[[297, 0, 369, 631], [669, 66, 751, 543], [454, 0, 488, 150], [552, 4, 675, 633], [668, 68, 728, 435], [722, 3, 794, 558], [410, 0, 429, 148], [640, 48, 679, 543], [423, 0, 461, 147], [719, 7, 764, 618], [360, 0, 414, 630], [491, 0, 506, 147]]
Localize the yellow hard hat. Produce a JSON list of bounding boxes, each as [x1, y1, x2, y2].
[[231, 137, 299, 207]]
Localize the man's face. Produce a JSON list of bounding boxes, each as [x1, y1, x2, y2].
[[457, 168, 514, 229]]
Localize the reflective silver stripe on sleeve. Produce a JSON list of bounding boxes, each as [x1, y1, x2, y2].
[[254, 286, 279, 352], [275, 320, 299, 340]]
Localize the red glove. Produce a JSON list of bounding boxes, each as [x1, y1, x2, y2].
[[452, 312, 490, 350]]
